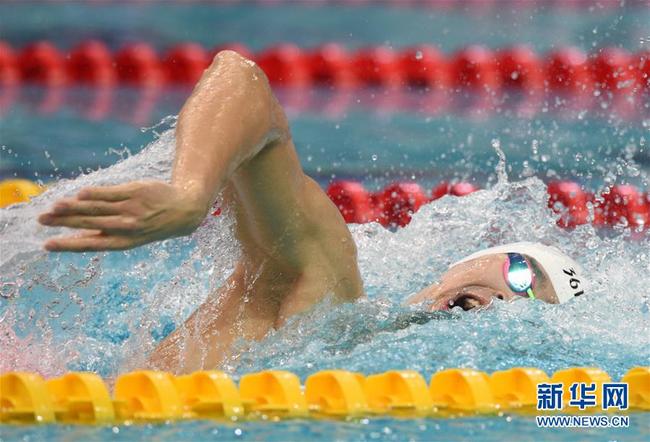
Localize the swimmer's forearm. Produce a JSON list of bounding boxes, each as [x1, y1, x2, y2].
[[171, 50, 288, 209], [38, 51, 291, 252]]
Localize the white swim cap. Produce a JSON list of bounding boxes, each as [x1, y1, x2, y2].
[[451, 242, 588, 304]]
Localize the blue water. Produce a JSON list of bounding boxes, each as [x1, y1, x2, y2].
[[1, 415, 649, 442], [2, 1, 649, 52], [2, 87, 649, 191], [1, 132, 649, 440], [2, 1, 650, 441]]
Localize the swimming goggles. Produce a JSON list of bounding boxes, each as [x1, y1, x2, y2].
[[502, 253, 536, 300]]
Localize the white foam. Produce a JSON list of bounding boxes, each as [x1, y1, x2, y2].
[[1, 125, 649, 379]]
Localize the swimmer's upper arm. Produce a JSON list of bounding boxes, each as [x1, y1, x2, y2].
[[171, 50, 290, 210], [176, 50, 361, 296]]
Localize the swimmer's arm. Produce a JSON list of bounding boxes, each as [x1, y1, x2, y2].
[[147, 261, 275, 373], [171, 50, 288, 209], [38, 51, 287, 252]]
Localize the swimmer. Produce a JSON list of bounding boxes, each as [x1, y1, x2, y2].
[[37, 51, 587, 373]]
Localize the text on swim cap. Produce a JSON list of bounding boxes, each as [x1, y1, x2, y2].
[[563, 268, 584, 297]]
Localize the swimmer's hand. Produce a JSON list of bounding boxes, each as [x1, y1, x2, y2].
[[38, 181, 208, 252]]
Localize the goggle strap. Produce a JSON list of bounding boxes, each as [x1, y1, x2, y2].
[[526, 287, 536, 300]]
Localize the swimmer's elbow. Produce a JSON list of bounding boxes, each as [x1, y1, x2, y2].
[[210, 50, 289, 144], [210, 50, 271, 96], [211, 49, 253, 68]]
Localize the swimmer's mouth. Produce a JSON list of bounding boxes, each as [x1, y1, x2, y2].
[[439, 292, 493, 311]]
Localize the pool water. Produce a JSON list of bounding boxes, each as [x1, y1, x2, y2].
[[1, 1, 650, 441], [1, 127, 649, 440], [2, 86, 648, 190], [1, 415, 649, 442]]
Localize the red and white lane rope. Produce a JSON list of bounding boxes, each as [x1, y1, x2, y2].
[[324, 180, 649, 230], [1, 41, 648, 96]]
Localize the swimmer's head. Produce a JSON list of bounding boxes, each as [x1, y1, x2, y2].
[[407, 242, 588, 311]]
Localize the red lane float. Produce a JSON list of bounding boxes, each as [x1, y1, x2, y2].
[[590, 47, 637, 92], [256, 43, 311, 86], [596, 185, 650, 228], [326, 181, 376, 223], [114, 43, 163, 86], [67, 41, 115, 85], [163, 43, 209, 85], [308, 43, 356, 87], [450, 45, 499, 91], [352, 46, 402, 88], [324, 180, 649, 231], [545, 47, 592, 93], [3, 41, 650, 95], [18, 42, 67, 86], [431, 181, 479, 200], [0, 42, 19, 85], [635, 50, 649, 90], [547, 181, 590, 228], [496, 46, 544, 91], [377, 182, 429, 227], [399, 45, 448, 89]]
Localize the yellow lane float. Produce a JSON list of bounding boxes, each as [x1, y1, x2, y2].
[[490, 367, 550, 410], [0, 372, 54, 424], [0, 179, 43, 208], [174, 370, 244, 419], [429, 368, 496, 414], [622, 367, 650, 410], [46, 372, 114, 424], [364, 370, 432, 416], [551, 367, 611, 412], [305, 370, 367, 417], [0, 366, 647, 425], [113, 371, 183, 421], [239, 370, 307, 418]]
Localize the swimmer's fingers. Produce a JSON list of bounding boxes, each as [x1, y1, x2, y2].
[[44, 232, 139, 252], [76, 183, 140, 202], [38, 214, 141, 233], [44, 198, 122, 217]]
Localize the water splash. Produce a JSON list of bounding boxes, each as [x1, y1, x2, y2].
[[1, 129, 648, 379], [491, 138, 508, 186]]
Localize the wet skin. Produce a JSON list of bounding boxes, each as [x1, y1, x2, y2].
[[38, 51, 559, 373], [407, 253, 558, 311]]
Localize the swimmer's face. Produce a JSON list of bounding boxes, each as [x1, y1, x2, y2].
[[406, 253, 558, 311]]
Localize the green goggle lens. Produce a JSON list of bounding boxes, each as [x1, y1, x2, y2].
[[502, 253, 537, 300]]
